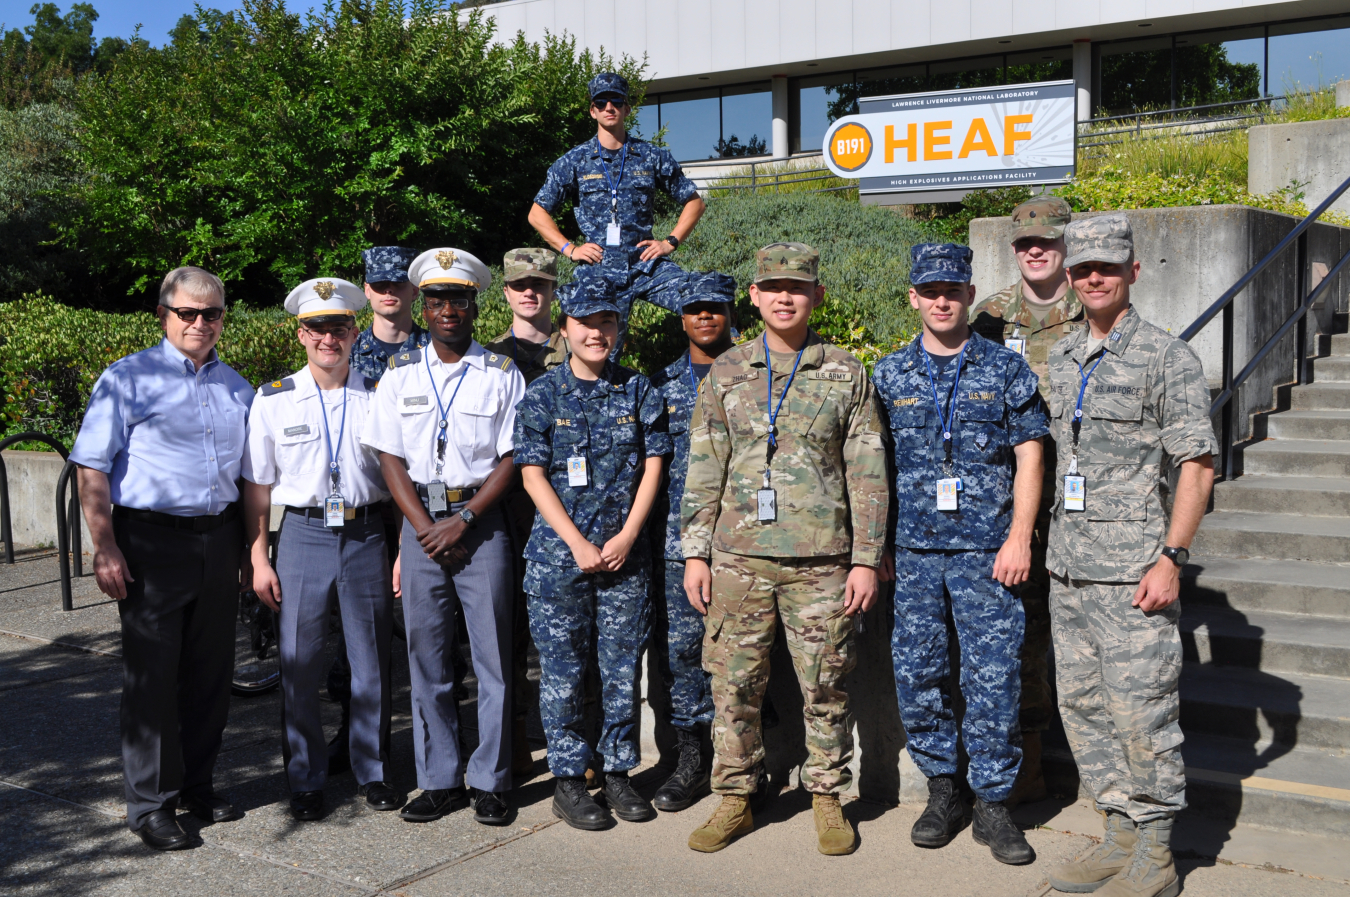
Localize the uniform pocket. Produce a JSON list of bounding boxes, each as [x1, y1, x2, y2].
[[275, 424, 322, 473], [958, 400, 1005, 464], [1085, 482, 1148, 521], [701, 608, 726, 673]]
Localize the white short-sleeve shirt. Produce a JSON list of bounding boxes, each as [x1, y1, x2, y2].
[[243, 366, 389, 508], [361, 341, 525, 487]]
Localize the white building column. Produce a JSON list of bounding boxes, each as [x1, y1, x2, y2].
[[1073, 39, 1092, 122], [772, 75, 789, 159]]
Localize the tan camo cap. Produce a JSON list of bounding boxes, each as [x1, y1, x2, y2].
[[1065, 213, 1135, 268], [1009, 195, 1072, 241], [754, 242, 819, 284], [503, 247, 558, 283]]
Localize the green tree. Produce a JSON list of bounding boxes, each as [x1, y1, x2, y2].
[[62, 0, 645, 306]]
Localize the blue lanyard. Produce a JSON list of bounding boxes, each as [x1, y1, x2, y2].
[[601, 143, 629, 220], [919, 342, 968, 468], [425, 351, 469, 474], [764, 335, 805, 449], [1071, 350, 1108, 457], [686, 352, 699, 392], [316, 385, 347, 496]]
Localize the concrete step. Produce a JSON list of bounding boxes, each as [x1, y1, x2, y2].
[[1211, 474, 1350, 515], [1331, 332, 1350, 355], [1180, 663, 1350, 751], [1292, 382, 1350, 410], [1191, 510, 1350, 562], [1183, 556, 1350, 619], [1181, 605, 1350, 677], [1242, 438, 1350, 477], [1043, 730, 1350, 836], [1312, 354, 1350, 383], [1266, 409, 1350, 440]]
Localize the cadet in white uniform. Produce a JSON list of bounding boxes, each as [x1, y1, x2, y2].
[[362, 248, 527, 826], [242, 278, 402, 821]]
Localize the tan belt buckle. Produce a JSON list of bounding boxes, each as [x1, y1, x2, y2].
[[344, 507, 356, 520], [445, 489, 465, 503]]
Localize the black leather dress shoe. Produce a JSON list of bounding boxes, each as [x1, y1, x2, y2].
[[399, 788, 467, 822], [471, 789, 509, 826], [358, 781, 404, 811], [180, 790, 240, 823], [290, 790, 325, 821], [135, 809, 191, 851]]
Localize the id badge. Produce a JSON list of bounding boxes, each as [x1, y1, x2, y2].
[[1064, 475, 1086, 511], [936, 478, 960, 511], [605, 221, 621, 246], [426, 482, 448, 514], [568, 456, 589, 487], [324, 495, 345, 528], [1005, 337, 1026, 357], [756, 489, 777, 522]]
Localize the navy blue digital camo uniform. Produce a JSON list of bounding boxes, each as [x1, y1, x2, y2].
[[513, 355, 671, 778], [350, 246, 430, 382], [534, 137, 703, 355], [873, 329, 1048, 803]]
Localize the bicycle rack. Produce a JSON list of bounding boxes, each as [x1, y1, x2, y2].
[[55, 460, 83, 611]]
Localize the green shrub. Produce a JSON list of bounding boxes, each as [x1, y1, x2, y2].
[[1078, 128, 1248, 184]]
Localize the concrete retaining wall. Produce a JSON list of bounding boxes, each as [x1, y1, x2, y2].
[[971, 206, 1350, 449], [0, 450, 89, 551], [1249, 117, 1350, 217]]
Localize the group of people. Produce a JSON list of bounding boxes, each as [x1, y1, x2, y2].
[[69, 72, 1213, 897]]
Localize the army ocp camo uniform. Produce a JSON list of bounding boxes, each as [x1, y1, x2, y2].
[[1046, 303, 1216, 823], [513, 360, 670, 778], [680, 331, 889, 796]]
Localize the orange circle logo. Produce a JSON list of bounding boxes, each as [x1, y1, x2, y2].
[[828, 122, 873, 172]]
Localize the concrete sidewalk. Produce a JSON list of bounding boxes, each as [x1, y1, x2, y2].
[[2, 551, 1348, 896]]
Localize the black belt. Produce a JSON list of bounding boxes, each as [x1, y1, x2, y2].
[[113, 502, 239, 533], [415, 484, 479, 503], [284, 505, 381, 523]]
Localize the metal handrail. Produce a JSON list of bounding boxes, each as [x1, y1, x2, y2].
[[0, 432, 71, 565], [1083, 95, 1283, 127], [1180, 171, 1350, 480], [55, 460, 81, 611]]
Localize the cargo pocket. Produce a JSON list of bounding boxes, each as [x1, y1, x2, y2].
[[702, 608, 726, 674]]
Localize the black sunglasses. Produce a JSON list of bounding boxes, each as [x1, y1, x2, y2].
[[163, 305, 224, 323], [591, 98, 627, 110]]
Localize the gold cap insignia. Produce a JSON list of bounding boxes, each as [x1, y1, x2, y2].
[[436, 250, 457, 270], [314, 281, 335, 300]]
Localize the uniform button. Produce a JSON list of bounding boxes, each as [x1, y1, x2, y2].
[[207, 429, 212, 434], [209, 456, 215, 461], [202, 402, 208, 406], [212, 485, 218, 490]]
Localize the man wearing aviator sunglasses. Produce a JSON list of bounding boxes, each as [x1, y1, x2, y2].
[[529, 71, 709, 357]]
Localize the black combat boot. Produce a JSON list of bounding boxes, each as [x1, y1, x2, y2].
[[910, 775, 964, 848], [552, 777, 611, 831], [603, 771, 657, 822], [653, 726, 710, 812], [972, 798, 1036, 865]]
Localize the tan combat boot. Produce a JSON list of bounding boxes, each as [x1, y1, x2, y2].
[[813, 793, 857, 856], [688, 794, 753, 853], [1095, 817, 1179, 897], [1048, 810, 1137, 892], [1008, 731, 1048, 808]]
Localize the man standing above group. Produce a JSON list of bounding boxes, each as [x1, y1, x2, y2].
[[350, 246, 427, 380], [647, 272, 737, 813], [1045, 215, 1215, 897], [73, 267, 253, 850], [969, 196, 1082, 805], [681, 243, 888, 857], [872, 244, 1046, 866], [483, 247, 570, 778], [528, 72, 708, 354]]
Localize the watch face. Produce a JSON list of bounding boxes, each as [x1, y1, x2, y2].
[[1176, 548, 1189, 566]]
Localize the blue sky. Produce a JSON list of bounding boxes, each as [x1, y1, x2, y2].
[[0, 0, 245, 45]]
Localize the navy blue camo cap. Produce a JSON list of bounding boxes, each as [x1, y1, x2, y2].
[[681, 272, 737, 309], [588, 72, 629, 102], [362, 246, 418, 284], [559, 279, 621, 318], [910, 242, 974, 285]]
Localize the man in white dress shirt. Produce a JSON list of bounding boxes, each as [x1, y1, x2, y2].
[[362, 248, 526, 826], [242, 278, 401, 821]]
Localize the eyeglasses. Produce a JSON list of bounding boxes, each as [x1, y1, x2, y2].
[[163, 305, 224, 323], [423, 292, 475, 311], [301, 324, 354, 340], [591, 98, 627, 110]]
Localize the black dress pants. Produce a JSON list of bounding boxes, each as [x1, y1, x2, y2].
[[115, 515, 241, 829]]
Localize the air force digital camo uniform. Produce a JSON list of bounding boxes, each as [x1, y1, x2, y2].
[[680, 245, 889, 798], [649, 274, 737, 739], [350, 246, 429, 381], [969, 197, 1083, 742], [873, 244, 1048, 806], [1046, 215, 1217, 826], [512, 289, 671, 779], [533, 73, 704, 354], [242, 278, 394, 797], [361, 249, 527, 797]]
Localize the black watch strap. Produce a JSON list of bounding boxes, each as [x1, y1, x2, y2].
[[1161, 545, 1189, 567], [666, 234, 680, 249]]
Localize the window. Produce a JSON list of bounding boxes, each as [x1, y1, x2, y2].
[[1269, 18, 1350, 91], [791, 72, 855, 154], [1175, 27, 1264, 106], [1006, 48, 1072, 85], [1097, 37, 1174, 114], [639, 83, 773, 162], [718, 83, 771, 158]]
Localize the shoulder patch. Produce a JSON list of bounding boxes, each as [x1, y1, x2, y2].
[[260, 378, 295, 396], [363, 376, 379, 391], [391, 349, 422, 369], [807, 370, 853, 382], [485, 352, 515, 372]]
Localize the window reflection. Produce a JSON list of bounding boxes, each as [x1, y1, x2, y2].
[[1269, 20, 1350, 90]]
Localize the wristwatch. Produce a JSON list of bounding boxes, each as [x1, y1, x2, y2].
[[1160, 545, 1190, 568], [458, 508, 477, 528], [666, 234, 681, 250]]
